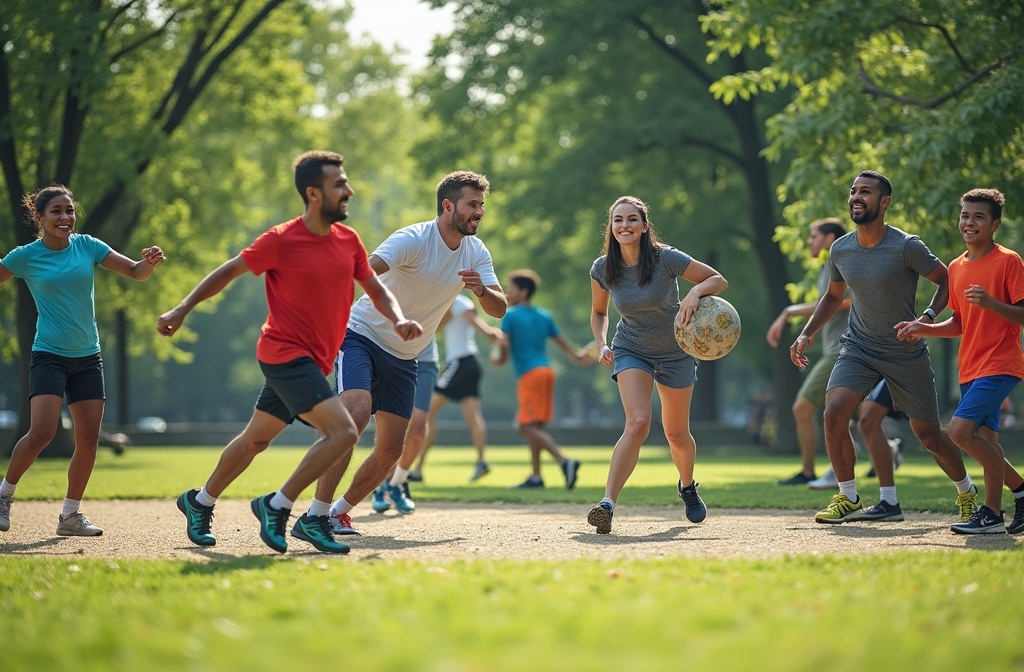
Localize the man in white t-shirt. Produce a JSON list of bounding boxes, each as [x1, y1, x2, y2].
[[307, 171, 507, 535]]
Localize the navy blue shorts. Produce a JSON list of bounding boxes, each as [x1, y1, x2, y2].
[[29, 351, 105, 404], [335, 330, 417, 419], [955, 375, 1020, 432], [255, 357, 336, 424]]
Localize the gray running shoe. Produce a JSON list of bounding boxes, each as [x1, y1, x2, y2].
[[56, 511, 103, 537], [470, 461, 491, 482], [0, 493, 12, 532], [807, 467, 839, 491], [588, 502, 614, 534], [847, 500, 904, 522], [512, 475, 544, 489], [329, 512, 361, 536]]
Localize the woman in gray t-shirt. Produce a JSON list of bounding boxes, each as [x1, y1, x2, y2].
[[587, 195, 729, 535]]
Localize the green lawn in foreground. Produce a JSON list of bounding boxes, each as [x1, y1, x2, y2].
[[2, 445, 1023, 672], [3, 443, 1023, 513]]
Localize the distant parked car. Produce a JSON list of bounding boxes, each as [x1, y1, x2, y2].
[[137, 416, 167, 433], [0, 410, 16, 428]]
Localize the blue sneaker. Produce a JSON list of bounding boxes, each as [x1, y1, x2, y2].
[[250, 493, 290, 553], [588, 502, 614, 534], [371, 482, 391, 513], [678, 480, 707, 523], [290, 514, 350, 554], [387, 482, 415, 514], [177, 489, 216, 547]]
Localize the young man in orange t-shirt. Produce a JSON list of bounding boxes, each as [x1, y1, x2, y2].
[[898, 188, 1024, 534]]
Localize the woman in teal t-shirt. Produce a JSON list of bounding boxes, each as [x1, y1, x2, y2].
[[0, 185, 164, 538]]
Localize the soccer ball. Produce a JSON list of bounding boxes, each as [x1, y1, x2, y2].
[[674, 296, 741, 361]]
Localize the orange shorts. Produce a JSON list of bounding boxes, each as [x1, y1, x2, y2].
[[517, 366, 555, 426]]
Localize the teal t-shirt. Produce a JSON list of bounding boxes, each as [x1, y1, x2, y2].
[[1, 234, 112, 356], [501, 304, 560, 377]]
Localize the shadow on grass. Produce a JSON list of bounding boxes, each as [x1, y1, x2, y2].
[[816, 522, 1021, 551], [179, 554, 282, 574]]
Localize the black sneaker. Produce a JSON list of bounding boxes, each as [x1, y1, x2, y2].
[[951, 504, 1005, 535], [177, 489, 216, 547], [512, 475, 544, 489], [588, 502, 613, 534], [678, 480, 707, 523], [777, 471, 815, 486], [561, 459, 581, 490], [846, 500, 904, 522], [1008, 497, 1024, 535]]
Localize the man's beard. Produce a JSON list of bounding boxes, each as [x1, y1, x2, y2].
[[850, 201, 879, 225], [451, 208, 478, 236], [321, 200, 348, 223]]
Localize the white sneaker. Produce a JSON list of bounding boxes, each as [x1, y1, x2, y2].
[[56, 511, 103, 536], [807, 468, 839, 491]]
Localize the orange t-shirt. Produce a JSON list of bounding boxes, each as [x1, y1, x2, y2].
[[948, 244, 1024, 383], [241, 217, 373, 375]]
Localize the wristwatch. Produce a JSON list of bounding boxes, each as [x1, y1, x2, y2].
[[922, 308, 937, 321]]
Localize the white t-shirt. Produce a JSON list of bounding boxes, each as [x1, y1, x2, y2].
[[442, 293, 479, 362], [348, 219, 498, 358]]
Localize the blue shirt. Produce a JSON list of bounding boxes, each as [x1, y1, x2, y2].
[[501, 304, 560, 377], [1, 234, 112, 356]]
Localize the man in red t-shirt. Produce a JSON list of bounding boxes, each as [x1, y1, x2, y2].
[[158, 150, 422, 554], [898, 188, 1024, 535]]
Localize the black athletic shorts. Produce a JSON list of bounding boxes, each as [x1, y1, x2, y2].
[[29, 351, 105, 404]]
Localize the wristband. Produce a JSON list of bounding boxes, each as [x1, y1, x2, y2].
[[922, 308, 936, 321]]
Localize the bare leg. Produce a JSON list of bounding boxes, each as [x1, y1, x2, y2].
[[460, 396, 487, 463], [314, 389, 372, 503], [603, 369, 654, 503], [857, 399, 895, 487], [205, 409, 288, 498], [658, 383, 696, 486], [822, 387, 863, 482], [415, 392, 448, 475], [976, 426, 1024, 491], [65, 399, 104, 501], [341, 411, 409, 504], [910, 418, 967, 483], [792, 396, 819, 477], [398, 408, 429, 472], [3, 394, 63, 485], [948, 417, 1005, 512], [278, 395, 361, 501], [519, 422, 564, 475]]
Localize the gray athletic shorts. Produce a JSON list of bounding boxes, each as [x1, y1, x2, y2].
[[827, 340, 939, 422], [797, 351, 839, 406], [414, 360, 439, 412]]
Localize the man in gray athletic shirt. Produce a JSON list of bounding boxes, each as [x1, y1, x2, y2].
[[789, 170, 978, 524]]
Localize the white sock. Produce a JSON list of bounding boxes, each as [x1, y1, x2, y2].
[[62, 499, 81, 518], [269, 491, 294, 511], [307, 498, 331, 517], [0, 478, 16, 497], [389, 466, 409, 487], [879, 486, 898, 505], [838, 479, 858, 503], [195, 487, 217, 508], [600, 497, 614, 510], [954, 475, 974, 495], [329, 497, 355, 517]]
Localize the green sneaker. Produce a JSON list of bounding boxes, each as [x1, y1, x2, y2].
[[814, 493, 863, 524], [290, 514, 350, 554], [176, 489, 216, 547], [251, 493, 289, 553], [956, 485, 979, 522]]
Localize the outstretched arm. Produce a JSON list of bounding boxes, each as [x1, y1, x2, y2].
[[100, 246, 165, 281], [464, 307, 504, 345], [157, 255, 249, 337], [552, 333, 592, 366]]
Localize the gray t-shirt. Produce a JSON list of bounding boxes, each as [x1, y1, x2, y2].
[[590, 246, 692, 360], [828, 225, 940, 356], [817, 263, 849, 356]]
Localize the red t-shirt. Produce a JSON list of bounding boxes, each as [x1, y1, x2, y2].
[[241, 217, 373, 374], [948, 244, 1024, 383]]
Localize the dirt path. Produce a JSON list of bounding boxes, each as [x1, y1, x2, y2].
[[1, 500, 1019, 562]]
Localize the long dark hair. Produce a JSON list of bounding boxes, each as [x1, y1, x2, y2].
[[601, 195, 664, 286]]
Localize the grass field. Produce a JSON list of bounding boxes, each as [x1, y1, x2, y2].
[[2, 444, 1023, 672]]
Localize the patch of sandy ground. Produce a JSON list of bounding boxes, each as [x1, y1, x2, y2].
[[1, 499, 1021, 562]]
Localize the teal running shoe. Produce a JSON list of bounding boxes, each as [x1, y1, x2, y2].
[[290, 514, 351, 553], [177, 489, 216, 547], [251, 493, 290, 553]]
